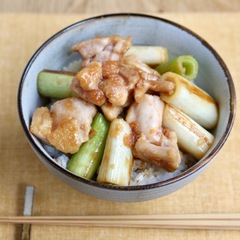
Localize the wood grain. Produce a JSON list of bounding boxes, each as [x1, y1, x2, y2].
[[1, 0, 240, 13], [1, 214, 240, 230]]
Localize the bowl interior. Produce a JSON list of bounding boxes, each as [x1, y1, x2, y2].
[[18, 13, 236, 191]]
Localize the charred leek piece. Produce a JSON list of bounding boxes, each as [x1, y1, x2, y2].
[[126, 46, 168, 66], [97, 118, 133, 186], [160, 72, 218, 129], [67, 113, 110, 179], [163, 104, 215, 160], [155, 55, 198, 80], [37, 70, 76, 99]]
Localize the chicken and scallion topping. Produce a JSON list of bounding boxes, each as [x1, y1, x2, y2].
[[30, 35, 217, 186]]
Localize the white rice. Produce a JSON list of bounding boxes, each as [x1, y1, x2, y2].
[[130, 153, 196, 186], [43, 144, 69, 169]]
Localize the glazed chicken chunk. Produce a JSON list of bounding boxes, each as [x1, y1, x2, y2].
[[71, 36, 174, 121], [126, 94, 181, 172], [72, 35, 132, 67], [30, 97, 97, 154], [123, 54, 175, 102], [134, 130, 181, 172], [30, 107, 52, 144], [126, 94, 164, 145]]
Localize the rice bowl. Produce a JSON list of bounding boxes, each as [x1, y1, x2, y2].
[[18, 13, 236, 202]]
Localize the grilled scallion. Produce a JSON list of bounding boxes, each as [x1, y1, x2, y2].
[[67, 113, 110, 179], [155, 55, 198, 80], [37, 70, 76, 99]]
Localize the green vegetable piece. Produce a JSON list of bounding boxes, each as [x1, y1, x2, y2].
[[37, 70, 76, 99], [67, 113, 110, 180], [155, 55, 199, 81]]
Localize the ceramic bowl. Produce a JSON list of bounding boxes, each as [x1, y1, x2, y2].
[[18, 13, 236, 202]]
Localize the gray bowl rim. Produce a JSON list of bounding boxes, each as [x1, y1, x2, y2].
[[18, 13, 236, 191]]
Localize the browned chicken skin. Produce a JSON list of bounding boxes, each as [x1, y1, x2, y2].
[[126, 94, 181, 172], [134, 130, 181, 172], [72, 35, 132, 67], [30, 97, 97, 154], [71, 36, 174, 121]]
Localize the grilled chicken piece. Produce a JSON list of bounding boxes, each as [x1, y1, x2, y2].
[[101, 103, 123, 122], [124, 54, 174, 102], [72, 61, 107, 106], [76, 61, 102, 91], [71, 60, 139, 112], [102, 74, 129, 106], [126, 94, 181, 172], [30, 97, 97, 154], [126, 94, 164, 145], [134, 78, 175, 103], [72, 60, 139, 108], [30, 107, 52, 144], [134, 130, 181, 172], [71, 77, 106, 106], [72, 35, 132, 67], [123, 54, 161, 81]]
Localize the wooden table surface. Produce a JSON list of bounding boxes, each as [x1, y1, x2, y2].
[[0, 12, 240, 240], [1, 0, 240, 13]]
